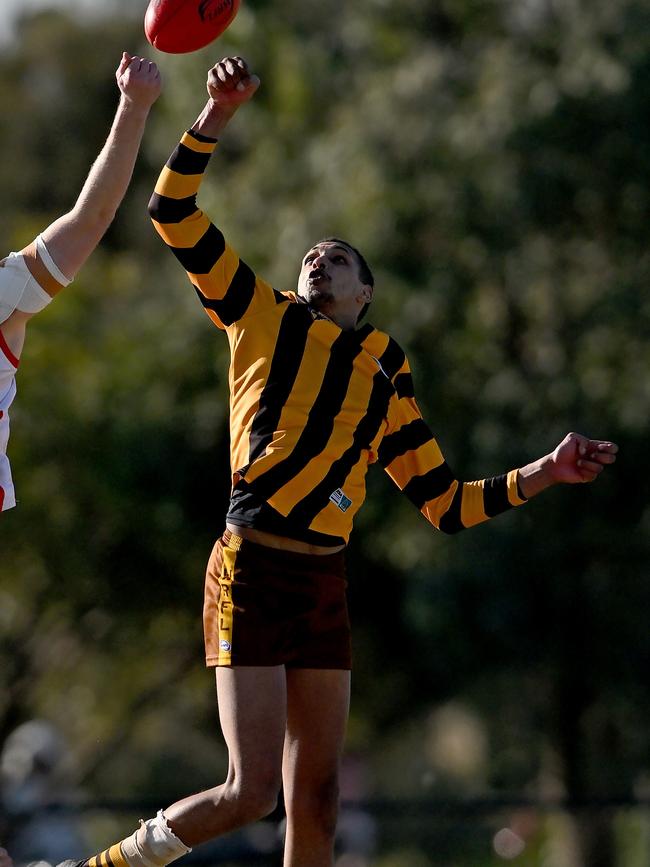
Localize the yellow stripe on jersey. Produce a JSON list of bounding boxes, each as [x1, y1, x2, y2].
[[153, 165, 205, 201], [507, 469, 527, 506], [180, 130, 218, 153], [149, 129, 528, 545], [460, 479, 489, 527]]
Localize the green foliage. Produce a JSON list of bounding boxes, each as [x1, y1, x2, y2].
[[1, 1, 650, 861]]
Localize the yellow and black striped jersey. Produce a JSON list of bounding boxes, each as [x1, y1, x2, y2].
[[149, 129, 527, 546]]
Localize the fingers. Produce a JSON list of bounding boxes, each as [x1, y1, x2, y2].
[[214, 56, 248, 87], [125, 56, 160, 79], [207, 55, 258, 96], [575, 438, 618, 480], [577, 440, 618, 464], [116, 51, 132, 77], [117, 53, 160, 79]]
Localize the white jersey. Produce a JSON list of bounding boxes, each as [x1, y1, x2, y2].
[[0, 328, 19, 511], [0, 236, 66, 512]]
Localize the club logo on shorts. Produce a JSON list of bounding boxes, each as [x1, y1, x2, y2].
[[329, 488, 352, 512], [219, 639, 232, 652]]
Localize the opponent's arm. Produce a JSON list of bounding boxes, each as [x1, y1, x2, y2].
[[37, 53, 161, 286]]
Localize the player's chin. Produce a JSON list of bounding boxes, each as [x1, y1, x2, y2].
[[311, 284, 335, 302]]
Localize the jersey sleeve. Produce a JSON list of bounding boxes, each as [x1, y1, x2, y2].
[[378, 356, 527, 533], [148, 129, 277, 330]]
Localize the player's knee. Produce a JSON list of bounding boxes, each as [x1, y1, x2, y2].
[[227, 777, 280, 823], [246, 786, 279, 822]]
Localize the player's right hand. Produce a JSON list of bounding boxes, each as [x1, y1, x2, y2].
[[116, 52, 162, 109], [0, 847, 14, 867], [207, 57, 260, 108]]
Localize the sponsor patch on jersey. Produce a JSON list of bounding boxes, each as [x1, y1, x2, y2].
[[219, 639, 232, 652], [329, 488, 352, 512]]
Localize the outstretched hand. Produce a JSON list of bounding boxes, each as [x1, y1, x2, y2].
[[207, 56, 260, 108], [549, 432, 618, 484], [517, 431, 618, 499], [116, 52, 162, 110]]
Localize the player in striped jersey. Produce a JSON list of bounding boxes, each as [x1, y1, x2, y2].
[[0, 53, 161, 513], [60, 57, 617, 867]]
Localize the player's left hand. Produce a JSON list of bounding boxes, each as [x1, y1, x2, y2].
[[0, 847, 14, 867], [116, 52, 162, 109], [550, 432, 618, 484]]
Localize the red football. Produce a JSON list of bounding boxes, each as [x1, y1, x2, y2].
[[144, 0, 240, 54]]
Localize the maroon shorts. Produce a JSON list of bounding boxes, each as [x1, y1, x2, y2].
[[203, 530, 352, 670]]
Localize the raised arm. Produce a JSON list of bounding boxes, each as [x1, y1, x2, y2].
[[38, 53, 161, 284], [0, 54, 160, 359], [149, 57, 281, 330], [193, 56, 260, 139]]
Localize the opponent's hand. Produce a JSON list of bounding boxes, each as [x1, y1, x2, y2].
[[549, 432, 618, 484], [207, 56, 260, 108], [0, 848, 14, 867], [116, 52, 162, 109]]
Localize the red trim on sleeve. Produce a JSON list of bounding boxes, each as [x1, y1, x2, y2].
[[0, 328, 19, 368], [0, 487, 5, 511]]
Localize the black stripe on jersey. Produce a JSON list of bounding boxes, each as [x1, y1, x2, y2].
[[170, 223, 225, 274], [439, 483, 464, 534], [378, 418, 432, 467], [167, 141, 213, 175], [273, 288, 289, 304], [247, 304, 313, 465], [402, 462, 455, 509], [287, 368, 394, 526], [195, 259, 257, 326], [356, 323, 375, 342], [246, 331, 365, 501], [482, 474, 512, 517], [394, 372, 415, 398], [186, 129, 217, 144], [148, 192, 198, 224], [379, 338, 406, 380]]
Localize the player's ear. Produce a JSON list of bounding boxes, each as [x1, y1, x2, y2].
[[360, 284, 373, 303]]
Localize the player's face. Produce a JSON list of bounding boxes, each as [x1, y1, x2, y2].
[[297, 241, 372, 326]]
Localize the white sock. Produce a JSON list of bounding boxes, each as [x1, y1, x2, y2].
[[120, 810, 192, 867]]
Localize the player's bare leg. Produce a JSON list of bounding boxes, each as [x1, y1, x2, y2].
[[281, 668, 351, 866], [164, 665, 288, 844], [60, 666, 289, 867]]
